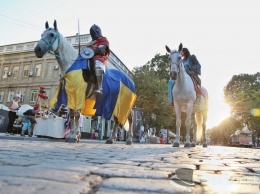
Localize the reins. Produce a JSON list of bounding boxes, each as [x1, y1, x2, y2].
[[41, 31, 83, 62], [170, 51, 181, 70]]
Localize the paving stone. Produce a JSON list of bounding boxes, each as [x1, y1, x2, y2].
[[92, 168, 171, 179], [150, 163, 196, 170], [0, 175, 89, 194], [99, 163, 150, 170], [0, 137, 260, 193], [98, 177, 203, 194]]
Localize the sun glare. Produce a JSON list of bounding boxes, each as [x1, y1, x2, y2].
[[207, 100, 231, 129]]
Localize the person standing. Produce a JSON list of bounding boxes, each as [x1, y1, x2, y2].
[[95, 128, 99, 139], [90, 128, 95, 139], [6, 94, 21, 135], [87, 24, 110, 96]]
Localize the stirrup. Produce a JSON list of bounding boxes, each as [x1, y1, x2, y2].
[[94, 88, 103, 96]]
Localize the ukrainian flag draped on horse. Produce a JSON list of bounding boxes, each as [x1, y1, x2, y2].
[[49, 55, 136, 125]]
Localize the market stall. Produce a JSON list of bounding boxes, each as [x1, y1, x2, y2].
[[33, 117, 66, 138]]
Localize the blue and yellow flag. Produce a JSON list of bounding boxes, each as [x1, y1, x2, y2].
[[50, 56, 136, 125], [49, 56, 87, 112], [82, 69, 136, 125]]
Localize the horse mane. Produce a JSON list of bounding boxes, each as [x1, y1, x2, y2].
[[57, 33, 78, 58], [54, 31, 78, 75]]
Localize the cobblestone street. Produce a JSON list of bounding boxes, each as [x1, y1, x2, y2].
[[0, 136, 259, 194]]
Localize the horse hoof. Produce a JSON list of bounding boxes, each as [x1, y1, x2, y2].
[[126, 141, 132, 145], [203, 144, 207, 148], [67, 137, 77, 143], [184, 143, 191, 147], [105, 139, 113, 144], [191, 143, 196, 147], [172, 142, 179, 147]]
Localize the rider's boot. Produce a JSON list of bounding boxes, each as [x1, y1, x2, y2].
[[94, 75, 103, 96]]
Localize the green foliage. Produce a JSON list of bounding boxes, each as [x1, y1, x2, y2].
[[207, 72, 260, 145], [147, 54, 170, 82], [207, 117, 242, 145], [132, 53, 175, 133], [224, 72, 260, 124]]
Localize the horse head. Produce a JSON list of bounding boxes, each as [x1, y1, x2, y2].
[[165, 43, 183, 80], [35, 20, 60, 58]]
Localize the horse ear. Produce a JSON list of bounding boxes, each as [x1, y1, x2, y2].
[[165, 45, 171, 53], [54, 20, 57, 30], [45, 21, 49, 29], [178, 43, 183, 53]]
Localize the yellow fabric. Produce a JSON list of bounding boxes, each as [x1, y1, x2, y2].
[[113, 82, 137, 124], [81, 98, 96, 116], [49, 83, 61, 109], [65, 70, 86, 110], [49, 70, 87, 110]]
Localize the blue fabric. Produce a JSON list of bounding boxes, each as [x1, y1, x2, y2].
[[54, 56, 88, 112], [66, 56, 88, 73], [95, 68, 135, 120], [22, 115, 30, 123], [183, 56, 190, 68], [168, 79, 174, 104], [53, 55, 136, 121]]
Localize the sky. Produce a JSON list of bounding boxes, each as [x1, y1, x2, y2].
[[0, 0, 260, 129]]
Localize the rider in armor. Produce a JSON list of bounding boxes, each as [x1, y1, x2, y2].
[[87, 24, 110, 96], [181, 48, 202, 101]]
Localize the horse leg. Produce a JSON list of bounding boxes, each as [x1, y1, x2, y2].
[[184, 103, 193, 148], [191, 113, 197, 147], [66, 109, 80, 143], [75, 110, 81, 143], [202, 112, 208, 147], [173, 105, 181, 147], [65, 109, 75, 142], [106, 117, 119, 144], [126, 111, 133, 145]]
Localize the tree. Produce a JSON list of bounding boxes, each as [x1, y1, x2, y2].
[[148, 53, 170, 82], [224, 72, 260, 144], [132, 54, 175, 134], [207, 117, 242, 145]]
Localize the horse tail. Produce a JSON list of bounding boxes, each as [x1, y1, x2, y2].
[[195, 112, 203, 142]]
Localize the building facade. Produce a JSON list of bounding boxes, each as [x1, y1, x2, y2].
[[0, 34, 132, 139]]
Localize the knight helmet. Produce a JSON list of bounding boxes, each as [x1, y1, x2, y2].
[[90, 24, 102, 40]]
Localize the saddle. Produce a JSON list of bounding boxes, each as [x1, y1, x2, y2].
[[190, 76, 206, 99]]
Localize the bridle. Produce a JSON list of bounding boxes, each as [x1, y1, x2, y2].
[[39, 30, 82, 61], [40, 31, 60, 53], [170, 51, 181, 71]]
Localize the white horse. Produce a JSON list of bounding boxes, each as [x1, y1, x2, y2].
[[166, 44, 208, 147], [34, 20, 136, 144]]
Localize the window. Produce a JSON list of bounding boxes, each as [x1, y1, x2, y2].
[[35, 64, 41, 76], [12, 66, 19, 78], [47, 63, 53, 77], [0, 91, 4, 102], [23, 65, 30, 77], [7, 91, 15, 102], [19, 90, 25, 102], [30, 90, 37, 102], [2, 67, 8, 79]]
